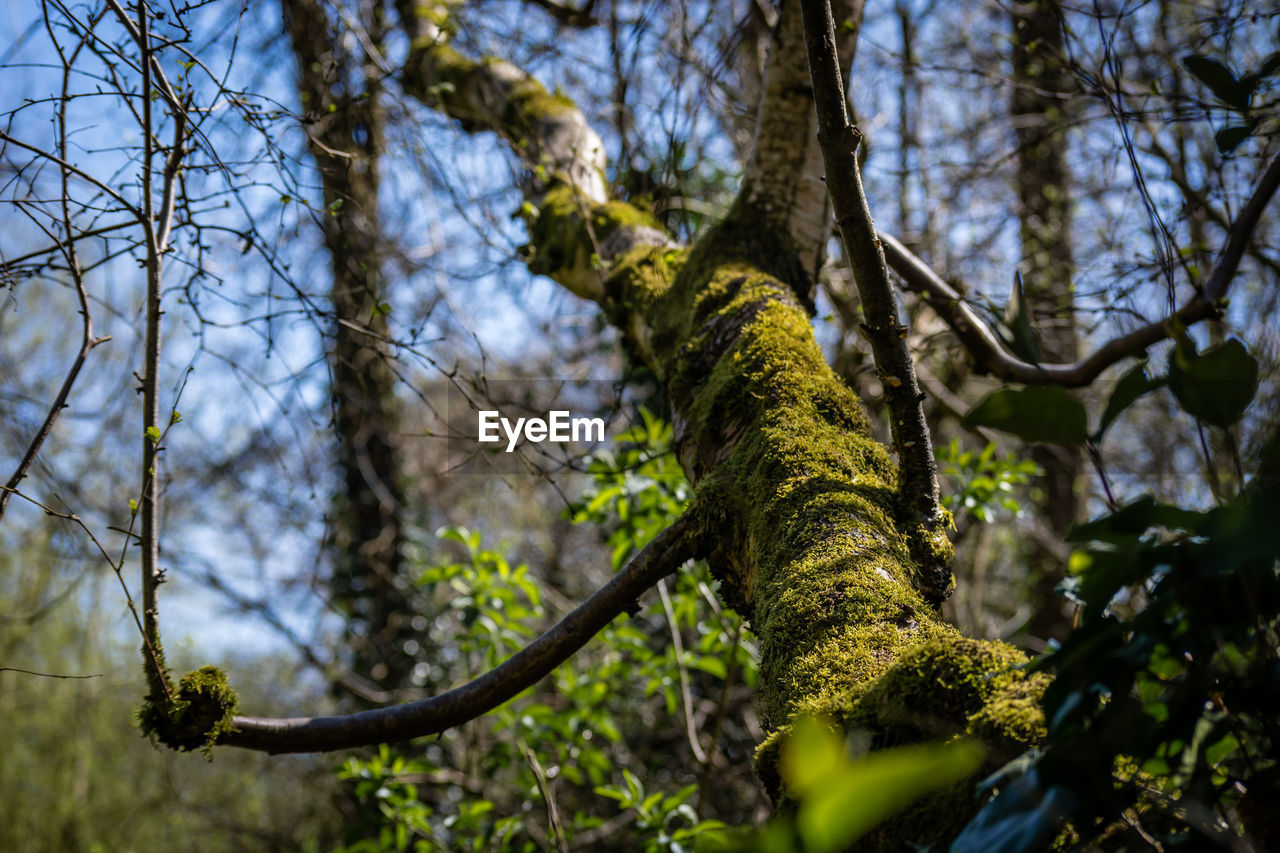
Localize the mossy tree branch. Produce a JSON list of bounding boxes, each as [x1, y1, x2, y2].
[[195, 12, 1049, 847]]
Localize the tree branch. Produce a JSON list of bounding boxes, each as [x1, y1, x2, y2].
[[880, 149, 1280, 387], [396, 0, 673, 302], [737, 0, 864, 289], [799, 0, 952, 605], [0, 25, 111, 520], [221, 514, 697, 753]]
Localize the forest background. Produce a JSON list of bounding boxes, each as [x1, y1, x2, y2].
[[1, 0, 1278, 850]]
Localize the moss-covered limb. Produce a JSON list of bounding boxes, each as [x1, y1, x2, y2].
[[396, 1, 673, 301], [756, 639, 1049, 849], [138, 665, 239, 756], [599, 209, 1046, 844], [389, 10, 1040, 844]]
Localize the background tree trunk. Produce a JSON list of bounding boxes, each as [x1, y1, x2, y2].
[[1011, 0, 1080, 642], [284, 0, 414, 691]]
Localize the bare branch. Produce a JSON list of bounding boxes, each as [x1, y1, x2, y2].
[[0, 129, 142, 220], [0, 17, 111, 520], [799, 0, 951, 604], [880, 147, 1280, 387], [221, 514, 697, 753]]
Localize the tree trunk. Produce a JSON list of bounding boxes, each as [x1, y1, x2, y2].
[[1011, 0, 1081, 642], [395, 3, 1047, 846], [284, 0, 414, 691]]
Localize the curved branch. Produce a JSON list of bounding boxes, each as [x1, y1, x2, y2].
[[396, 1, 673, 302], [221, 514, 697, 753], [881, 149, 1280, 387]]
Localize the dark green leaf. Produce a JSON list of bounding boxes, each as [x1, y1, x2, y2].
[[1167, 337, 1259, 428], [1066, 496, 1204, 544], [1182, 54, 1252, 110], [1094, 362, 1164, 440], [1215, 123, 1255, 154], [1003, 271, 1042, 363], [963, 386, 1088, 445]]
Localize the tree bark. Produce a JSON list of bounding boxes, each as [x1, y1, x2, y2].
[[283, 0, 413, 690], [389, 3, 1047, 845], [1010, 0, 1081, 642]]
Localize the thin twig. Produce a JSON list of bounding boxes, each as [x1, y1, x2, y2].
[[523, 744, 569, 853], [0, 667, 102, 679], [0, 16, 111, 520], [658, 578, 707, 763], [799, 0, 951, 604]]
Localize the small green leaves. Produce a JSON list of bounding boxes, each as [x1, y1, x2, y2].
[[936, 439, 1041, 522], [128, 498, 139, 515], [964, 385, 1088, 445], [1167, 336, 1259, 428], [170, 410, 182, 425], [145, 425, 162, 444]]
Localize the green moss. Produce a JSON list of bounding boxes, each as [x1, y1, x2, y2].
[[755, 638, 1047, 847], [137, 665, 238, 757], [635, 230, 1046, 848], [525, 178, 665, 291]]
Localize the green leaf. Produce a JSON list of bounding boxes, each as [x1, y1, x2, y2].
[[1257, 51, 1280, 80], [1002, 271, 1042, 363], [1167, 337, 1259, 428], [1182, 54, 1252, 110], [782, 718, 984, 853], [1094, 362, 1164, 440], [170, 410, 182, 425], [145, 426, 161, 443], [963, 386, 1088, 445], [1066, 495, 1204, 545], [1215, 123, 1255, 154]]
